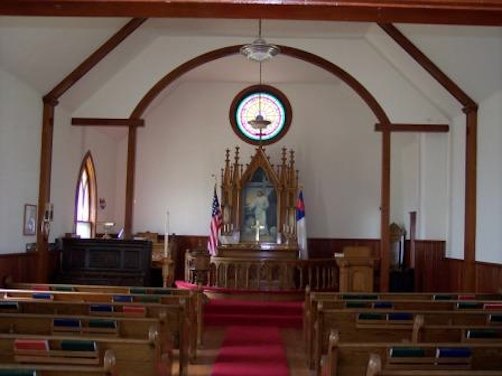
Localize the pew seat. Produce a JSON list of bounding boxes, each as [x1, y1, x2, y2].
[[365, 353, 502, 376]]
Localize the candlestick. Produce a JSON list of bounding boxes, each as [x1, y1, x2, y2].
[[164, 210, 170, 258]]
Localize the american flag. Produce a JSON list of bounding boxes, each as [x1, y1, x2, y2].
[[208, 187, 222, 255]]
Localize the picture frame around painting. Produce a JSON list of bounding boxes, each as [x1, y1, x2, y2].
[[23, 204, 37, 236]]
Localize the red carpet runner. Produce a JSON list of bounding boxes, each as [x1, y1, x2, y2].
[[211, 325, 289, 376], [204, 299, 303, 328]]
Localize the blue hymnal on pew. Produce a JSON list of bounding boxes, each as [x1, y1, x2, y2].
[[90, 304, 113, 312], [436, 347, 472, 358], [53, 318, 81, 328], [113, 295, 133, 303], [388, 312, 413, 321]]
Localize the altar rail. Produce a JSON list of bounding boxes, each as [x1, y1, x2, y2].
[[185, 255, 338, 291]]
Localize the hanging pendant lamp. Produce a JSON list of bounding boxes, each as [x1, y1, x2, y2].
[[240, 19, 280, 62]]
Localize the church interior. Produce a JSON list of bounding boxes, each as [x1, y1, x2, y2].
[[0, 1, 501, 375]]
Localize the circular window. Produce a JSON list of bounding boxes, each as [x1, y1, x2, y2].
[[229, 85, 292, 145]]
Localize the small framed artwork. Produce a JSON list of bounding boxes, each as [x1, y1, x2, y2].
[[23, 204, 37, 236]]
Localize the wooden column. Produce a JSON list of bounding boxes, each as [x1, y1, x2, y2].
[[36, 98, 57, 282], [124, 124, 137, 238], [380, 124, 391, 292], [463, 107, 478, 291], [409, 211, 417, 269]]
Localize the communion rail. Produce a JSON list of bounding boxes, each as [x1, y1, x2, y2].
[[185, 256, 338, 291]]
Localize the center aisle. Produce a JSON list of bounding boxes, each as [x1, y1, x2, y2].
[[201, 298, 305, 376], [211, 325, 290, 376]]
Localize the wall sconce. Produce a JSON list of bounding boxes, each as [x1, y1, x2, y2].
[[41, 202, 53, 239], [99, 198, 106, 210]]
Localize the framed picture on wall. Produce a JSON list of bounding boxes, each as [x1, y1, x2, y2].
[[23, 204, 37, 236]]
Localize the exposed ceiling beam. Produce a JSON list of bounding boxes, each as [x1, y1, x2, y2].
[[379, 23, 477, 110], [1, 0, 502, 26], [375, 123, 449, 132], [72, 118, 145, 127], [45, 18, 147, 102]]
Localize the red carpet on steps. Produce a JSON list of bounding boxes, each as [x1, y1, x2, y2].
[[211, 325, 289, 376], [204, 299, 303, 328]]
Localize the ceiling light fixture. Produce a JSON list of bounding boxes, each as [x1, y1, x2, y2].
[[240, 19, 280, 63]]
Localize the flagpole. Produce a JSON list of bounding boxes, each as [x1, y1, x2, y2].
[[164, 210, 170, 258]]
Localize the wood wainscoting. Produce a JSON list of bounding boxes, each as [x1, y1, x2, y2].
[[441, 258, 502, 293], [1, 236, 500, 293], [0, 250, 60, 286]]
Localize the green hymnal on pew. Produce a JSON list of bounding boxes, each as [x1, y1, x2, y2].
[[389, 347, 426, 358], [60, 340, 96, 352], [0, 370, 38, 376]]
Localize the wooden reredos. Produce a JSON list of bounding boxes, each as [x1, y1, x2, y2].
[[220, 146, 298, 243]]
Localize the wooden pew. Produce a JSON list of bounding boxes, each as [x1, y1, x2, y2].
[[0, 299, 189, 376], [0, 312, 164, 340], [6, 282, 205, 349], [0, 351, 117, 376], [365, 353, 502, 376], [0, 333, 170, 376], [305, 291, 502, 368], [303, 287, 502, 367], [304, 289, 502, 335], [0, 288, 196, 362], [1, 285, 202, 353], [321, 330, 502, 376], [314, 308, 502, 371], [305, 289, 502, 332]]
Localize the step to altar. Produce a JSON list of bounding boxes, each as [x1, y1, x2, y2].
[[204, 299, 303, 328]]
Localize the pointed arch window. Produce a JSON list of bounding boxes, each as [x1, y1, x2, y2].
[[75, 152, 97, 238]]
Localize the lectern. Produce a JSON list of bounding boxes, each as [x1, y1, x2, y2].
[[336, 246, 374, 292]]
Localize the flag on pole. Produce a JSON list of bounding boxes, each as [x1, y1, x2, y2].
[[296, 190, 308, 259], [208, 187, 222, 256]]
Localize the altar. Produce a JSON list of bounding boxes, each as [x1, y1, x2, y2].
[[202, 145, 304, 290], [216, 243, 298, 260]]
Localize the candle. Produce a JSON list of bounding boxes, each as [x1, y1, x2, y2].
[[164, 210, 170, 258]]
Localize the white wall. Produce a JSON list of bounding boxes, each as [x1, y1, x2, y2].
[[476, 90, 502, 264], [0, 68, 42, 252], [419, 133, 449, 239], [133, 81, 381, 237], [132, 79, 451, 240], [447, 112, 466, 259], [390, 133, 420, 232]]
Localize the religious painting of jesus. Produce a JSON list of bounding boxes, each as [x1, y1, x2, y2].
[[241, 179, 277, 243]]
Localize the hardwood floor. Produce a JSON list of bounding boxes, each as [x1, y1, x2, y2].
[[172, 326, 313, 375]]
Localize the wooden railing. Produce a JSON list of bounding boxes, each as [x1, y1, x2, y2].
[[185, 254, 338, 291]]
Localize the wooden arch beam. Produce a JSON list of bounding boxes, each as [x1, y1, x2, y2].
[[126, 44, 393, 291]]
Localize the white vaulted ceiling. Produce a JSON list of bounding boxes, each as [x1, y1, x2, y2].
[[0, 17, 500, 117]]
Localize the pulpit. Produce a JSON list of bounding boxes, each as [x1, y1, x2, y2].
[[336, 246, 375, 292]]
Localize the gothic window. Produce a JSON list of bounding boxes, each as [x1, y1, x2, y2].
[[75, 152, 97, 238]]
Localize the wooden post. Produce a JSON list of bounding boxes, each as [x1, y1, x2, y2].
[[36, 98, 57, 283], [463, 107, 477, 292], [409, 211, 417, 269], [380, 124, 391, 292], [124, 124, 137, 238]]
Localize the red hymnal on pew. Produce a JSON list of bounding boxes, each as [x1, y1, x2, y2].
[[14, 339, 49, 351]]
